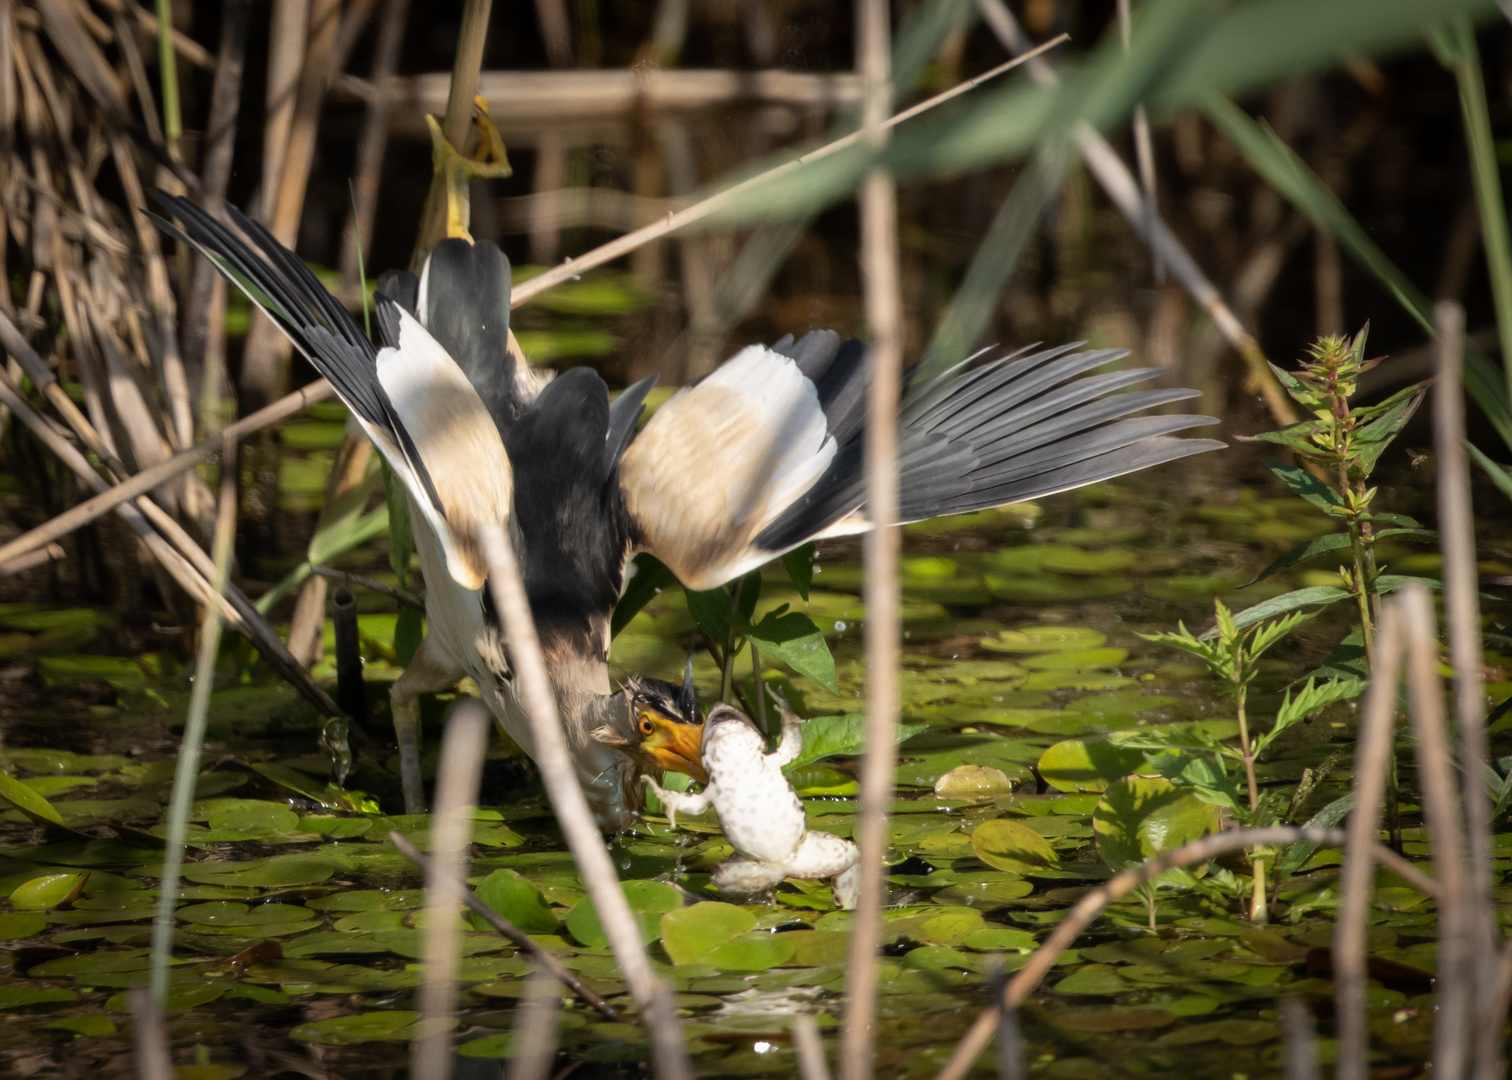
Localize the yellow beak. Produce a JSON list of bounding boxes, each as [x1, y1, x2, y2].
[[639, 711, 707, 783]]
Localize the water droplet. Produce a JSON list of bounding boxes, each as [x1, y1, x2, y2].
[[834, 621, 846, 633]]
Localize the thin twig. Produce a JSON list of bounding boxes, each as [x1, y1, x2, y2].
[[389, 832, 620, 1020], [507, 36, 1066, 310], [477, 523, 691, 1080], [841, 3, 902, 1077], [0, 379, 333, 567], [149, 433, 238, 1007], [412, 701, 490, 1080], [1401, 586, 1472, 1080], [0, 541, 63, 577], [312, 565, 424, 610], [1334, 602, 1405, 1080], [935, 826, 1356, 1080]]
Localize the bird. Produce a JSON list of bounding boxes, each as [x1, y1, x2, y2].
[[149, 192, 1224, 834]]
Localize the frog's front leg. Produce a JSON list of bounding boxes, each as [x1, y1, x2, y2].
[[643, 776, 716, 830], [765, 688, 805, 768]]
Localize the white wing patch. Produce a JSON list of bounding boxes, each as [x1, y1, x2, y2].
[[618, 345, 834, 590], [376, 307, 513, 590]]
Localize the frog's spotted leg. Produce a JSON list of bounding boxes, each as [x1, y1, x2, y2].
[[644, 777, 716, 831], [766, 688, 805, 768], [711, 830, 859, 898]]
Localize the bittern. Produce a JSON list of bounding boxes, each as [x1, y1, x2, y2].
[[151, 193, 1222, 833]]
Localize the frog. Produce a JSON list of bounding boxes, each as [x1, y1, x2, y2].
[[641, 691, 860, 909]]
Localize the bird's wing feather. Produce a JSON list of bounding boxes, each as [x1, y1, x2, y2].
[[616, 345, 835, 590], [376, 298, 514, 591]]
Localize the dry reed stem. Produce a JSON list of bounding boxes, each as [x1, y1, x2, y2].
[[476, 523, 691, 1080], [258, 0, 307, 215], [935, 827, 1357, 1080], [411, 701, 490, 1080], [148, 431, 238, 1007], [0, 378, 333, 566], [974, 0, 1295, 426], [1401, 586, 1472, 1080], [412, 0, 493, 264], [507, 967, 562, 1080], [128, 986, 172, 1080], [94, 0, 212, 69], [389, 832, 619, 1020], [792, 1015, 831, 1080], [1334, 600, 1406, 1080], [841, 2, 902, 1077], [1279, 998, 1319, 1080], [340, 0, 408, 289], [1433, 301, 1502, 1079], [507, 37, 1064, 311], [0, 541, 62, 576]]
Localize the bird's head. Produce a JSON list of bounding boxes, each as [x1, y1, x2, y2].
[[590, 658, 707, 782]]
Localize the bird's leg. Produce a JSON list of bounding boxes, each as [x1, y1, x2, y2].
[[642, 776, 715, 831], [388, 635, 466, 814], [765, 686, 805, 768], [425, 97, 512, 242]]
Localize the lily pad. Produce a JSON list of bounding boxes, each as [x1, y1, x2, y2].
[[0, 913, 47, 938], [1021, 648, 1129, 671], [0, 773, 68, 827], [933, 765, 1013, 801], [565, 879, 680, 947], [1038, 739, 1146, 793], [474, 869, 559, 935], [1046, 1007, 1176, 1031], [290, 1010, 420, 1045], [180, 853, 345, 888], [661, 902, 756, 965], [970, 819, 1060, 875], [704, 933, 796, 971], [0, 986, 77, 1007], [11, 872, 86, 909], [980, 627, 1108, 653]]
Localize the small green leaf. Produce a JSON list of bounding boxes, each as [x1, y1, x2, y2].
[[783, 543, 816, 600], [0, 772, 67, 827], [783, 714, 925, 771], [1261, 457, 1347, 515], [291, 1010, 419, 1045], [1146, 753, 1242, 812], [1216, 586, 1351, 636], [685, 585, 735, 644], [1352, 384, 1428, 475], [10, 872, 86, 910], [1258, 677, 1366, 756], [739, 608, 837, 692], [1276, 793, 1354, 877], [969, 819, 1059, 874]]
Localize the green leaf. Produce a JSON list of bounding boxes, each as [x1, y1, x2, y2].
[[1352, 384, 1428, 475], [782, 543, 815, 601], [1093, 777, 1221, 873], [970, 818, 1060, 874], [1216, 586, 1351, 636], [1310, 630, 1369, 682], [1261, 457, 1347, 515], [0, 772, 67, 827], [784, 714, 925, 771], [1465, 346, 1512, 453], [1146, 752, 1243, 812], [1275, 793, 1353, 878], [611, 553, 676, 638], [738, 607, 837, 693], [1241, 534, 1352, 586], [1470, 443, 1512, 503], [660, 902, 755, 965], [1237, 421, 1327, 457], [473, 870, 558, 935], [1246, 609, 1316, 661], [564, 879, 679, 947], [685, 585, 735, 644], [704, 933, 796, 971], [1037, 738, 1146, 793], [291, 1011, 419, 1045], [1257, 677, 1366, 756], [393, 607, 423, 667], [1137, 622, 1223, 668], [10, 872, 86, 910]]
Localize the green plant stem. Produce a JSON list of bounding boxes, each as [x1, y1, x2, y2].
[[1440, 18, 1512, 415], [1346, 521, 1376, 667], [149, 438, 238, 1006], [154, 0, 182, 155], [720, 584, 741, 704], [1250, 856, 1268, 925], [1234, 685, 1259, 811]]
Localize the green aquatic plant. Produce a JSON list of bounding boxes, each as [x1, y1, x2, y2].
[[1235, 326, 1431, 670], [1137, 600, 1365, 923]]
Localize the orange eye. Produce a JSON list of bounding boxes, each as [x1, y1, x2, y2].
[[638, 713, 655, 736]]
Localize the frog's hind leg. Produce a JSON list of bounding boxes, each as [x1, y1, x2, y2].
[[780, 831, 861, 910], [712, 855, 788, 897]]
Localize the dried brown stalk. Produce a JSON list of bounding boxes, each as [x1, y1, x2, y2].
[[841, 2, 902, 1076], [340, 0, 409, 290], [476, 523, 690, 1080], [411, 702, 490, 1080]]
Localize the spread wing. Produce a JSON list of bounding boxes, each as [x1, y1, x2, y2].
[[615, 331, 1223, 592]]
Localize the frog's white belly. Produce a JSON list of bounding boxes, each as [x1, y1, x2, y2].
[[704, 722, 806, 863]]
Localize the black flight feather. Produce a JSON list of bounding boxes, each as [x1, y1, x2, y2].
[[605, 375, 658, 482], [420, 239, 522, 434]]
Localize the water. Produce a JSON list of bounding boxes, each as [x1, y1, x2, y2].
[[0, 441, 1479, 1078]]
